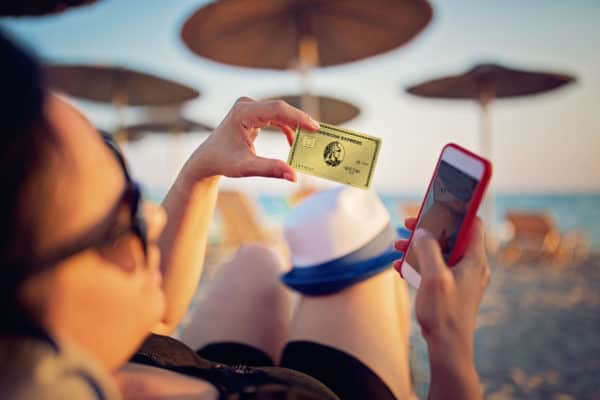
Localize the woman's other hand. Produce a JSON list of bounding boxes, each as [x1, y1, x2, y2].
[[394, 217, 490, 349]]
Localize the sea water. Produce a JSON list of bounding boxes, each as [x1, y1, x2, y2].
[[259, 193, 600, 249]]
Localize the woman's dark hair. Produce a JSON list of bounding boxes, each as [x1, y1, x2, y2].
[[1, 1, 98, 17], [0, 30, 58, 334]]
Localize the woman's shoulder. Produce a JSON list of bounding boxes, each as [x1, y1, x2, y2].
[[0, 335, 120, 400]]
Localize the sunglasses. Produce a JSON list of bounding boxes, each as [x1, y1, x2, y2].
[[102, 133, 148, 260], [28, 133, 149, 270]]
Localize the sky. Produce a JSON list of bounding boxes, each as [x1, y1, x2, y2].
[[2, 0, 599, 196]]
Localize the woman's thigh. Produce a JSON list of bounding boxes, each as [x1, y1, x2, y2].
[[179, 244, 296, 363], [287, 268, 412, 399]]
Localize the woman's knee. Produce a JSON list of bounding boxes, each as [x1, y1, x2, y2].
[[214, 243, 291, 301]]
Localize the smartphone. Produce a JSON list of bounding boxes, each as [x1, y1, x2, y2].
[[396, 143, 492, 289]]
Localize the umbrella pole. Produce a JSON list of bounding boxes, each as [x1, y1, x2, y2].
[[480, 99, 492, 159], [113, 92, 129, 148], [479, 98, 496, 242], [298, 35, 320, 120], [296, 35, 320, 193], [299, 76, 319, 120]]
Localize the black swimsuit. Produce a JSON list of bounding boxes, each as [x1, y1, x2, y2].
[[131, 334, 338, 400], [131, 334, 396, 400]]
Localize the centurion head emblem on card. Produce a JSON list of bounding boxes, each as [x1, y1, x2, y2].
[[323, 141, 345, 167]]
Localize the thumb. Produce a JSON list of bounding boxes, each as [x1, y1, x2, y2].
[[452, 217, 487, 282], [462, 217, 485, 261], [241, 156, 297, 182], [412, 228, 449, 280]]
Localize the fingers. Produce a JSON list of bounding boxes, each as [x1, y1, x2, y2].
[[454, 218, 485, 272], [395, 217, 417, 254], [412, 229, 450, 281], [241, 156, 297, 182], [394, 239, 409, 252], [404, 217, 418, 231], [463, 217, 486, 261], [269, 121, 296, 145], [233, 98, 319, 132], [454, 218, 490, 288]]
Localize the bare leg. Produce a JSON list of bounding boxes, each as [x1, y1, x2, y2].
[[179, 244, 296, 363], [288, 268, 412, 399]]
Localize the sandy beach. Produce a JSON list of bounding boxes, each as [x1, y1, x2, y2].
[[470, 253, 600, 399], [409, 252, 600, 400], [199, 245, 600, 399]]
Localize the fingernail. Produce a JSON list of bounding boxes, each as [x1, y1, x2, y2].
[[308, 117, 320, 129], [283, 172, 295, 182], [413, 228, 429, 241]]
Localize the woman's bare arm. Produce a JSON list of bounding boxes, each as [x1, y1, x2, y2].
[[151, 98, 319, 335], [152, 171, 219, 335]]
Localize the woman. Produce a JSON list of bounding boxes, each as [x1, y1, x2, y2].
[[0, 32, 489, 400]]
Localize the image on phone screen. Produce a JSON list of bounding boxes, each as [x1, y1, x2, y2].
[[405, 160, 479, 273]]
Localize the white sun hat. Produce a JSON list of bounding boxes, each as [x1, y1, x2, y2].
[[281, 186, 409, 295]]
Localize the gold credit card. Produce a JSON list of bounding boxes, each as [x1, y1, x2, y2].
[[287, 122, 381, 189]]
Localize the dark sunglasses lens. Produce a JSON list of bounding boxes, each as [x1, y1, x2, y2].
[[131, 183, 148, 259]]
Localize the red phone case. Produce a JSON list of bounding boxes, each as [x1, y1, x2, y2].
[[399, 143, 492, 271]]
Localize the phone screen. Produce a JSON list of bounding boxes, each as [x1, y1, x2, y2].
[[405, 160, 479, 273]]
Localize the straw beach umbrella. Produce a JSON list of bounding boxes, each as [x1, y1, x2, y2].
[[122, 104, 213, 137], [406, 63, 575, 159], [45, 64, 201, 141], [122, 118, 213, 137], [45, 64, 199, 107], [181, 0, 432, 117], [405, 62, 576, 229], [181, 0, 432, 70], [120, 105, 214, 175], [261, 94, 360, 126]]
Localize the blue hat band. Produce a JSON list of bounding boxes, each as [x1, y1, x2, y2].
[[285, 248, 402, 283], [281, 224, 409, 295]]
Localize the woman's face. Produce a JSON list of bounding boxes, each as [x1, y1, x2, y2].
[[22, 95, 167, 371]]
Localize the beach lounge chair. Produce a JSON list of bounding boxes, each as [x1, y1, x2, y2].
[[498, 211, 589, 265], [200, 191, 286, 281], [287, 185, 319, 206]]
